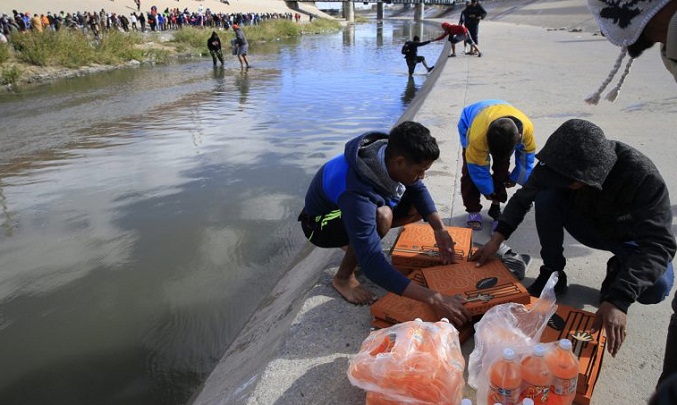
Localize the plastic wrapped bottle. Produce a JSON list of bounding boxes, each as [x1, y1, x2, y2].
[[545, 339, 579, 405], [520, 344, 552, 404], [488, 347, 522, 405]]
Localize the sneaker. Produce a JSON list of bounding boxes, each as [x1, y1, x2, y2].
[[526, 266, 568, 297], [448, 54, 456, 58], [477, 52, 482, 57], [427, 66, 434, 72]]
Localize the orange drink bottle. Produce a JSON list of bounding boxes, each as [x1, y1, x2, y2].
[[545, 339, 579, 405], [519, 344, 552, 404], [487, 347, 522, 405]]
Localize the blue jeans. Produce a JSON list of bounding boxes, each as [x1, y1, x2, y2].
[[535, 188, 674, 304]]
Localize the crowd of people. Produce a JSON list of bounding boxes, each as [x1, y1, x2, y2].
[[0, 7, 299, 38]]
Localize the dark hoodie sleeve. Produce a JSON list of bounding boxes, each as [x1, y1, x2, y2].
[[338, 191, 411, 295], [603, 173, 676, 313]]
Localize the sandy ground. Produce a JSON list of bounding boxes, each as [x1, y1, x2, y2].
[[1, 0, 307, 18]]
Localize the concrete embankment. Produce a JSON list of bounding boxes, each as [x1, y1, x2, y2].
[[194, 1, 677, 404]]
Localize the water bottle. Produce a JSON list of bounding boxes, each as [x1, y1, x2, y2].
[[545, 339, 579, 405], [520, 344, 552, 404], [487, 347, 522, 405]]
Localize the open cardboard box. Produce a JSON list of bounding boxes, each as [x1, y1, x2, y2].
[[390, 223, 473, 275]]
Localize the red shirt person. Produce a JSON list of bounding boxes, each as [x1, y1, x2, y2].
[[434, 22, 481, 57]]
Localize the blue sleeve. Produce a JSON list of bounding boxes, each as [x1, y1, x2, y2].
[[468, 162, 494, 196], [406, 180, 437, 218], [339, 192, 410, 295], [457, 109, 472, 148], [509, 148, 535, 185]]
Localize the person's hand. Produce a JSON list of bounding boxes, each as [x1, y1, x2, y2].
[[434, 229, 457, 264], [431, 292, 471, 327], [483, 193, 496, 201], [469, 234, 504, 266], [504, 180, 516, 188], [591, 301, 628, 357]]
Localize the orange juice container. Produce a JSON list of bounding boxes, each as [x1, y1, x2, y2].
[[519, 344, 552, 404], [487, 347, 522, 405], [545, 339, 579, 405]]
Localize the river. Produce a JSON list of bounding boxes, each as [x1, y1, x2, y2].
[[0, 19, 444, 405]]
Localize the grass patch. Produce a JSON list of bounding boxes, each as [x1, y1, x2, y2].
[[171, 18, 341, 54], [1, 65, 20, 85], [0, 43, 10, 64]]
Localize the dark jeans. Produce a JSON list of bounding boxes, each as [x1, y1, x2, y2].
[[465, 23, 479, 45], [461, 149, 509, 213], [535, 188, 674, 304]]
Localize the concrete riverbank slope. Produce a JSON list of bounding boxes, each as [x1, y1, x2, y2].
[[195, 1, 677, 404]]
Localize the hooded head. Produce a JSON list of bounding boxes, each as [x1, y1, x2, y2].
[[536, 119, 617, 190]]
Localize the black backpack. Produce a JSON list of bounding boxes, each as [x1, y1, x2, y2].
[[401, 41, 413, 56]]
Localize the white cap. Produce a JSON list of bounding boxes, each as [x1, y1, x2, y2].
[[559, 338, 573, 351], [533, 344, 546, 357], [461, 399, 472, 405], [502, 347, 516, 361], [523, 399, 535, 405]]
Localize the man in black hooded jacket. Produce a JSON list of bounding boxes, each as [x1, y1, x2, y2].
[[471, 119, 676, 358]]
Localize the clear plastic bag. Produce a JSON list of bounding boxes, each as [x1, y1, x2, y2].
[[468, 272, 559, 405], [347, 318, 465, 405]]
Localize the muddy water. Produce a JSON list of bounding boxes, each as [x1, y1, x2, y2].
[[0, 21, 444, 404]]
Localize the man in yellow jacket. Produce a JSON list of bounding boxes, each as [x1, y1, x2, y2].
[[457, 99, 536, 231]]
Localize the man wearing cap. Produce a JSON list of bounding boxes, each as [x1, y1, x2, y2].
[[471, 119, 675, 359], [586, 0, 677, 103], [231, 24, 250, 69], [588, 0, 677, 397], [433, 22, 481, 57]]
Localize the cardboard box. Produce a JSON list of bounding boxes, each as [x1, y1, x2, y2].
[[538, 301, 607, 405], [421, 259, 530, 317], [390, 223, 473, 275], [371, 317, 476, 344]]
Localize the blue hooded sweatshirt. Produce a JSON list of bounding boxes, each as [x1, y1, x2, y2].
[[304, 132, 439, 295]]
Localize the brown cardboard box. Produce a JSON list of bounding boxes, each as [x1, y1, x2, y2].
[[421, 259, 530, 317], [390, 223, 473, 275], [537, 300, 607, 405], [371, 317, 476, 344]]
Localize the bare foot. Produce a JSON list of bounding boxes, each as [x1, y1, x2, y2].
[[332, 274, 376, 305]]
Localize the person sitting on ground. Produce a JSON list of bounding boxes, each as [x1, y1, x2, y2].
[[207, 30, 224, 67], [402, 35, 434, 76], [298, 121, 471, 326], [457, 99, 536, 232], [471, 119, 676, 358], [433, 22, 481, 57]]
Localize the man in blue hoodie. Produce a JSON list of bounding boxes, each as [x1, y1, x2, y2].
[[298, 121, 471, 326]]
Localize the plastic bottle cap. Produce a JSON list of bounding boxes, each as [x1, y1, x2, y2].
[[503, 347, 516, 361], [414, 318, 423, 322], [461, 399, 472, 405], [523, 398, 535, 405], [559, 338, 573, 351], [533, 344, 546, 357], [440, 317, 450, 323]]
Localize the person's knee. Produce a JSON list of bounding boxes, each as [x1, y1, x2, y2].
[[638, 262, 674, 305]]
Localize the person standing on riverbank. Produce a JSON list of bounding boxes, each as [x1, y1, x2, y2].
[[587, 0, 677, 400], [298, 121, 472, 326], [457, 99, 536, 232], [232, 24, 250, 69], [207, 31, 224, 67], [460, 0, 486, 49], [434, 22, 481, 57]]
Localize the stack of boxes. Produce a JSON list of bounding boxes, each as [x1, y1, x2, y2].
[[369, 222, 607, 403]]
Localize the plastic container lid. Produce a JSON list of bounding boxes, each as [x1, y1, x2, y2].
[[461, 399, 472, 405], [558, 338, 573, 351], [533, 344, 546, 357], [503, 347, 516, 361]]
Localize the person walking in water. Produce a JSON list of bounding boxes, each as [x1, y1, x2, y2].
[[232, 24, 250, 69], [402, 35, 434, 76], [207, 31, 224, 67]]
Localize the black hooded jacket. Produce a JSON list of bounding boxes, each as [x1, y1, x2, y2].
[[496, 119, 676, 313]]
